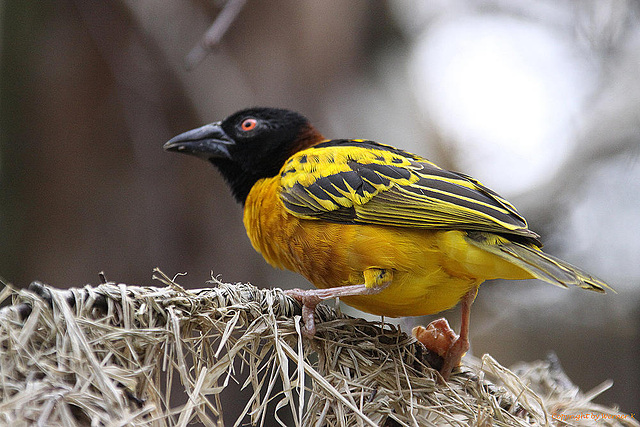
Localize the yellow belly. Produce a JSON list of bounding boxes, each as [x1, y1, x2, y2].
[[243, 177, 533, 317]]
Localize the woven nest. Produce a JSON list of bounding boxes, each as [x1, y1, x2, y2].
[[0, 269, 636, 426]]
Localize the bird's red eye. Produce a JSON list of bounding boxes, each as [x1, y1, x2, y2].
[[240, 118, 258, 131]]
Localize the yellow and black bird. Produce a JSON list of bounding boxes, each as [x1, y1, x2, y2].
[[164, 107, 612, 379]]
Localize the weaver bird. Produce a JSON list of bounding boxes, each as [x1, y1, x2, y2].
[[164, 107, 612, 380]]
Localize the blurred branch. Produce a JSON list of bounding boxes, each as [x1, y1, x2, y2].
[[185, 0, 247, 70]]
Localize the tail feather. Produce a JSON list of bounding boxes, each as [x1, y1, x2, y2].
[[466, 232, 614, 293]]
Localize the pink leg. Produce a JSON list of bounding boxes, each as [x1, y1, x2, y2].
[[413, 287, 478, 380], [440, 287, 477, 380], [285, 282, 391, 336]]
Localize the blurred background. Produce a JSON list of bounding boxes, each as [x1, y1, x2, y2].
[[1, 0, 638, 415]]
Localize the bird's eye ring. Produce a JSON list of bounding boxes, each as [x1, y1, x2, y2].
[[240, 118, 258, 132]]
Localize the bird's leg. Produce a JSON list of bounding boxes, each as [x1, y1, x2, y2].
[[285, 268, 392, 337], [413, 286, 478, 380], [439, 287, 476, 379]]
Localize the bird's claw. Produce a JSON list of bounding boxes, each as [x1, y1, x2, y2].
[[284, 288, 321, 337], [413, 317, 466, 381], [412, 318, 458, 359]]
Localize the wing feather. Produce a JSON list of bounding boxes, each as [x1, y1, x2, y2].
[[278, 139, 539, 242]]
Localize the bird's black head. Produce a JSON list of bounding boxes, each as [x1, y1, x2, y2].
[[164, 107, 324, 204]]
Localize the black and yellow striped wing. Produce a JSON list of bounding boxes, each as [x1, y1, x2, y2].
[[279, 139, 540, 242]]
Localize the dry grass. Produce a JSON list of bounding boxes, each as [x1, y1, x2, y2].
[[0, 269, 636, 426]]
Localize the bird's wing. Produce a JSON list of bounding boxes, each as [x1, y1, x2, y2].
[[279, 139, 540, 242]]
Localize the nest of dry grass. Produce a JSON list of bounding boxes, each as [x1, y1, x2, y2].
[[0, 269, 636, 426]]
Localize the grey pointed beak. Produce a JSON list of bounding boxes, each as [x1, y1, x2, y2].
[[164, 122, 234, 159]]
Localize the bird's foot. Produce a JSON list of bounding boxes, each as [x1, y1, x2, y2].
[[285, 277, 392, 337], [413, 317, 467, 381], [413, 318, 458, 359], [413, 288, 476, 381], [284, 288, 323, 337]]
